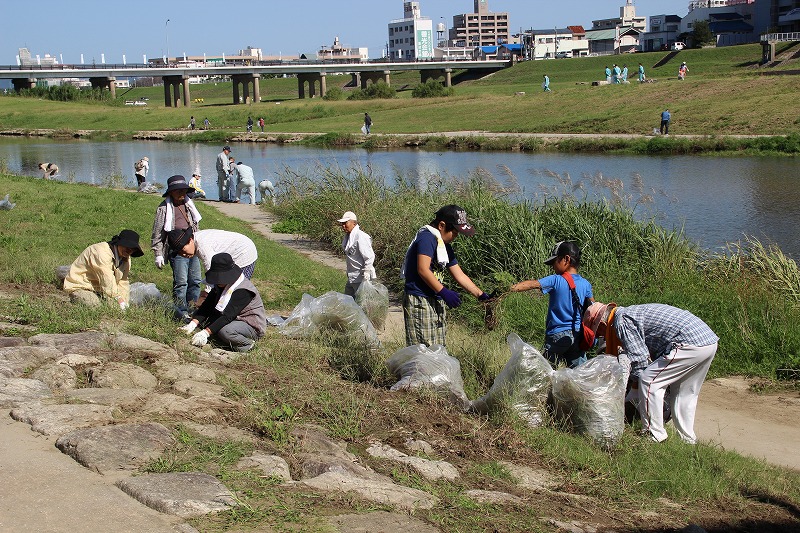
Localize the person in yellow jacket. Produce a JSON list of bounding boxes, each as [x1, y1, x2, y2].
[[63, 230, 145, 309]]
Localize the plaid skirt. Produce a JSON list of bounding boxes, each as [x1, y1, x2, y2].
[[403, 292, 446, 347]]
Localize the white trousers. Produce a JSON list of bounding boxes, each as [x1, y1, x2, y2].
[[638, 342, 717, 444]]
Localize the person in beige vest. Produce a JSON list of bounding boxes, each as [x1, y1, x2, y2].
[[63, 230, 145, 309]]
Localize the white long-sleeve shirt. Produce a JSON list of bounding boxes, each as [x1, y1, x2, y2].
[[234, 163, 255, 186], [194, 229, 258, 274], [342, 225, 375, 282]]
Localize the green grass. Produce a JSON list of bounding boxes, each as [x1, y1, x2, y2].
[[1, 171, 799, 533], [1, 44, 799, 138]]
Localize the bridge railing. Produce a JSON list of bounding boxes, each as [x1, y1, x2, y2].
[[760, 32, 800, 43]]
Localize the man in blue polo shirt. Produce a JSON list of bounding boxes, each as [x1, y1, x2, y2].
[[401, 205, 490, 347]]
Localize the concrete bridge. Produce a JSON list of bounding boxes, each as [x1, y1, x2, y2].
[[0, 60, 510, 107], [760, 32, 800, 63]]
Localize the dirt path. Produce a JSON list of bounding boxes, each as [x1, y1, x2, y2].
[[213, 201, 800, 472]]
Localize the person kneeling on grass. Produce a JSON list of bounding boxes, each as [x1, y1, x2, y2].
[[179, 253, 266, 352], [63, 229, 144, 310]]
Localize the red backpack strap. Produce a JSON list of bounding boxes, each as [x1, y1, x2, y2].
[[561, 272, 576, 289]]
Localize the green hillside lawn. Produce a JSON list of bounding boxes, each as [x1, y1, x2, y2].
[[1, 44, 798, 135]]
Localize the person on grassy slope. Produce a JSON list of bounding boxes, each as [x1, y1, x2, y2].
[[168, 227, 258, 284], [583, 302, 718, 444], [179, 253, 266, 352], [151, 175, 203, 321], [337, 211, 376, 297], [402, 204, 491, 347], [64, 229, 144, 309], [511, 241, 594, 369]]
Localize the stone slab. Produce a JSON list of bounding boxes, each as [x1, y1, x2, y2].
[[142, 393, 239, 421], [172, 380, 224, 397], [29, 332, 110, 354], [0, 377, 52, 407], [299, 471, 437, 511], [0, 337, 27, 348], [10, 403, 114, 436], [236, 452, 292, 481], [115, 472, 237, 518], [56, 422, 175, 474], [0, 345, 63, 376], [89, 362, 158, 390], [156, 362, 216, 384], [32, 364, 77, 391], [66, 388, 150, 409], [465, 489, 524, 505], [366, 442, 459, 481]]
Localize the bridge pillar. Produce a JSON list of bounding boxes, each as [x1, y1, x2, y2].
[[163, 75, 189, 107], [12, 78, 36, 92], [445, 68, 452, 87], [384, 70, 391, 86], [761, 41, 776, 63], [359, 71, 384, 89], [350, 72, 361, 88], [297, 73, 327, 98], [89, 77, 116, 98], [232, 74, 260, 104]]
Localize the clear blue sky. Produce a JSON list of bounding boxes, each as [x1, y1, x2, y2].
[[2, 0, 689, 64]]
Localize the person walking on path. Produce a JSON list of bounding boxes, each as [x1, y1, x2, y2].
[[152, 175, 203, 321], [258, 117, 265, 132], [246, 116, 253, 133], [621, 65, 629, 82], [337, 211, 376, 297], [660, 109, 671, 135], [638, 63, 646, 82], [542, 74, 551, 92], [401, 204, 491, 347], [178, 253, 266, 352], [613, 64, 621, 84], [234, 161, 257, 204], [583, 302, 718, 444], [510, 241, 594, 369], [134, 157, 149, 190], [63, 229, 144, 309], [215, 145, 232, 201], [190, 116, 196, 130], [363, 113, 372, 134], [203, 117, 210, 130]]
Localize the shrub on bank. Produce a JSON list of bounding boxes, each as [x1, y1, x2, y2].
[[347, 81, 396, 100], [412, 79, 455, 98], [322, 86, 345, 101]]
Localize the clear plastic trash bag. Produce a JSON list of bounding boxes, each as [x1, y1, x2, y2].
[[129, 282, 167, 306], [278, 292, 381, 350], [470, 333, 554, 427], [551, 355, 626, 450], [355, 280, 389, 330], [387, 344, 469, 410]]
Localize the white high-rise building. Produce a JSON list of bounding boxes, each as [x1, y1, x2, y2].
[[388, 2, 434, 60]]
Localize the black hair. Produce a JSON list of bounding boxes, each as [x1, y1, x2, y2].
[[559, 241, 582, 267]]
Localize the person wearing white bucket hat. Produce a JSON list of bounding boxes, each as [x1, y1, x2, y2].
[[337, 211, 376, 297], [584, 301, 718, 444]]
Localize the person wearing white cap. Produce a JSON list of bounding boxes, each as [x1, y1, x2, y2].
[[583, 302, 718, 444], [337, 211, 376, 297]]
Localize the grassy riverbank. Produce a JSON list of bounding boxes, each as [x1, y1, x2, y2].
[[1, 44, 799, 147], [1, 173, 799, 532]]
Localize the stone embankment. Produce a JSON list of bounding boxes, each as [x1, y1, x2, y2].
[[1, 329, 631, 533]]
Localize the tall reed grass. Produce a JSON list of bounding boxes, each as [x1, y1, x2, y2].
[[271, 164, 800, 379]]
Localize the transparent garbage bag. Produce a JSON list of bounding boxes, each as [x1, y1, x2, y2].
[[551, 355, 626, 450], [129, 282, 167, 306], [354, 279, 389, 330], [278, 291, 381, 350], [387, 344, 469, 410], [470, 333, 554, 427]]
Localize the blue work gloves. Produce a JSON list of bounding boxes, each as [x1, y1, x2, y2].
[[437, 286, 462, 309], [478, 292, 490, 302]]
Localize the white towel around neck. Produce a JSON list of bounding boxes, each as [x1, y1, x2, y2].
[[214, 273, 246, 312], [164, 196, 202, 232], [401, 225, 449, 278]]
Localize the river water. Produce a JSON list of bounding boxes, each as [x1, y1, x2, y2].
[[1, 138, 798, 258]]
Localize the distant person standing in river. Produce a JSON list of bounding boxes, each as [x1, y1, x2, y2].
[[216, 145, 232, 201]]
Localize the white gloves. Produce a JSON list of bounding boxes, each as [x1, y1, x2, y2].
[[119, 300, 128, 311], [155, 256, 165, 269], [191, 330, 209, 347], [363, 267, 377, 281], [180, 321, 197, 334]]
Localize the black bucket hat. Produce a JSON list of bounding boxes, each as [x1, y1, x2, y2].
[[109, 229, 144, 257], [205, 253, 242, 285], [162, 175, 196, 197], [167, 227, 193, 251]]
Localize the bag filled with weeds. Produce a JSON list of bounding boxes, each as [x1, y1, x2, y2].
[[387, 344, 469, 410], [278, 291, 381, 351], [470, 333, 553, 427], [354, 280, 389, 330], [551, 355, 625, 450]]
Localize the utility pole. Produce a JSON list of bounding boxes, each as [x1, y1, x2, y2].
[[165, 19, 170, 65]]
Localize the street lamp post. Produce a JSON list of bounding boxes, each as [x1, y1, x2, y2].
[[165, 19, 170, 65]]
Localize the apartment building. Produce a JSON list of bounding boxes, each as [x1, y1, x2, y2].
[[521, 28, 589, 59], [449, 0, 510, 48], [388, 2, 434, 60], [591, 0, 646, 31], [640, 14, 683, 51]]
